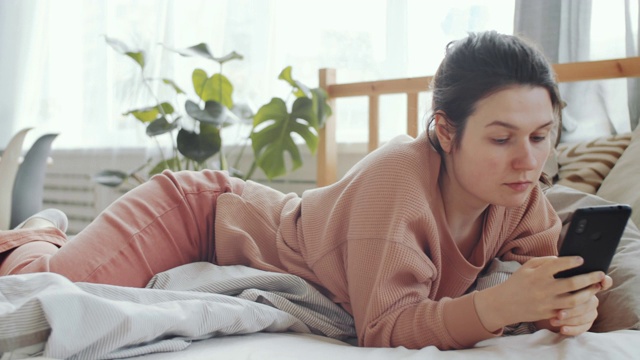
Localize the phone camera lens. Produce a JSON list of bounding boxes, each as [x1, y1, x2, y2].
[[576, 218, 588, 234]]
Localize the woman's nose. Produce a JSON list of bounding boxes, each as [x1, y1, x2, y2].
[[512, 142, 537, 170]]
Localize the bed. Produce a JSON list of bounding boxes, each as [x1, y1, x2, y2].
[[2, 57, 640, 360]]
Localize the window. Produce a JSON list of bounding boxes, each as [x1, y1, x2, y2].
[[5, 0, 516, 148]]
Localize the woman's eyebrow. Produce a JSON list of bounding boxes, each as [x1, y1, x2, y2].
[[485, 120, 554, 130]]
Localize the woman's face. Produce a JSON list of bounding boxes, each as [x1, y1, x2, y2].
[[444, 85, 554, 209]]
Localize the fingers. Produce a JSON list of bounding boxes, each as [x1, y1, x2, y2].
[[550, 295, 599, 336], [528, 255, 584, 277], [554, 271, 605, 293], [600, 275, 613, 291], [553, 292, 599, 324], [557, 322, 592, 336], [547, 256, 584, 276]]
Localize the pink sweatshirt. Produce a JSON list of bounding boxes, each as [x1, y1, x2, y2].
[[214, 132, 561, 350]]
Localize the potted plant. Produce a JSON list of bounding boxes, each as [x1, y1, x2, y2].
[[95, 37, 331, 188]]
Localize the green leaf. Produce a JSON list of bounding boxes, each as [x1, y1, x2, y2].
[[161, 79, 186, 94], [124, 102, 174, 123], [215, 51, 244, 64], [104, 36, 145, 69], [192, 69, 208, 99], [293, 80, 312, 98], [185, 100, 227, 125], [177, 124, 221, 163], [93, 170, 128, 187], [125, 51, 145, 68], [250, 97, 318, 179], [278, 66, 312, 98], [231, 102, 255, 124], [148, 157, 182, 175], [146, 116, 179, 136], [203, 73, 234, 108], [158, 102, 174, 115], [163, 43, 244, 64], [124, 107, 160, 123], [291, 96, 318, 129], [278, 66, 297, 87], [191, 70, 234, 109], [104, 36, 129, 53], [310, 87, 332, 129]]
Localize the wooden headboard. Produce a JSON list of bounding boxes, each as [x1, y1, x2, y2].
[[316, 57, 640, 187]]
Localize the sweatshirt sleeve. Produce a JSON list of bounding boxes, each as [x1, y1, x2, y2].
[[346, 239, 501, 350]]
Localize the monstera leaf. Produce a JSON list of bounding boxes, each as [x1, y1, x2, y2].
[[310, 88, 332, 129], [192, 69, 233, 108], [177, 123, 222, 163], [278, 66, 312, 98], [250, 97, 318, 179], [277, 66, 331, 128]]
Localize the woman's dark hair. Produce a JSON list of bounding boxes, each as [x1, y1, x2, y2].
[[427, 31, 562, 157]]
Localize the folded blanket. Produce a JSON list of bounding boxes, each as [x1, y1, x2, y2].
[[0, 263, 355, 360]]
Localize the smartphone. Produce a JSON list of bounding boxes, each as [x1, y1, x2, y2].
[[554, 204, 632, 279]]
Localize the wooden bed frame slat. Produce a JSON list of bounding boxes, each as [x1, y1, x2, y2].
[[317, 68, 337, 187], [554, 57, 640, 82], [316, 56, 640, 187], [407, 93, 419, 138], [368, 95, 380, 153]]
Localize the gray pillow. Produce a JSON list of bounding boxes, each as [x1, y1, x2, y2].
[[544, 184, 640, 332]]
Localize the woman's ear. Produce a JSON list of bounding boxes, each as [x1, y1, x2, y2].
[[434, 112, 454, 153]]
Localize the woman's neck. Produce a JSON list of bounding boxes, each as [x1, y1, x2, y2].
[[438, 165, 489, 256]]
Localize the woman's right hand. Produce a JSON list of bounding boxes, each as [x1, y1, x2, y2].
[[475, 256, 606, 333]]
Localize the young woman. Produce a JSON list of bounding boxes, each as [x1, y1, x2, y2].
[[0, 31, 611, 350]]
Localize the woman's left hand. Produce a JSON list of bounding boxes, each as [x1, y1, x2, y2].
[[544, 274, 612, 336]]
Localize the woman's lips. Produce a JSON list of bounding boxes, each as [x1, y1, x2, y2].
[[505, 181, 532, 192]]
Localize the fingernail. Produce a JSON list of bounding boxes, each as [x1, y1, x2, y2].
[[576, 257, 584, 264], [559, 311, 567, 319]]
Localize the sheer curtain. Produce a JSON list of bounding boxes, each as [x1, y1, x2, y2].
[[515, 0, 639, 143], [1, 0, 517, 152]]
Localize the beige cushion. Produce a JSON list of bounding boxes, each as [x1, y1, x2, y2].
[[544, 184, 640, 332], [555, 133, 632, 194], [597, 125, 640, 228]]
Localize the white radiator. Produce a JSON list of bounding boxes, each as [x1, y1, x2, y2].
[[43, 148, 146, 235], [42, 145, 365, 235]]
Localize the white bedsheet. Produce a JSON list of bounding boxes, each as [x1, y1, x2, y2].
[[128, 330, 640, 360]]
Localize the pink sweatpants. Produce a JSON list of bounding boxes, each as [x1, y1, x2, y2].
[[0, 170, 245, 287]]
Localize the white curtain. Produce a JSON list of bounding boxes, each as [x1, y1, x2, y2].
[[1, 0, 517, 151], [515, 0, 639, 143]]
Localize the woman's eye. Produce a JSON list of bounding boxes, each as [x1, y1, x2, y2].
[[493, 138, 509, 144], [531, 135, 547, 142]]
